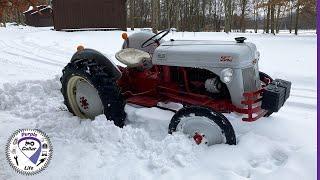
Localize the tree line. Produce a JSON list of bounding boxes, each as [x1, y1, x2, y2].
[[0, 0, 48, 27], [0, 0, 316, 35], [128, 0, 316, 35]]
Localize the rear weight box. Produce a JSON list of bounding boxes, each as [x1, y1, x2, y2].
[[272, 79, 291, 101], [261, 83, 286, 112]]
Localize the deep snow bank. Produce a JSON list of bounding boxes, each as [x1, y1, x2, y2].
[[0, 76, 316, 180]]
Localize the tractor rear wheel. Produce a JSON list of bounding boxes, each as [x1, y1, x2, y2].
[[259, 71, 274, 117], [168, 106, 236, 146], [60, 61, 126, 127]]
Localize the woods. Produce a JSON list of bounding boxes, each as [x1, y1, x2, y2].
[[0, 0, 317, 34], [128, 0, 316, 34], [0, 0, 47, 27]]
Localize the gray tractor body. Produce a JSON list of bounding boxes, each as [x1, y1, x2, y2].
[[124, 31, 262, 108], [153, 40, 261, 107]]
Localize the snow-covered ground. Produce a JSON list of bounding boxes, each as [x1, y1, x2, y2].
[[0, 25, 317, 180]]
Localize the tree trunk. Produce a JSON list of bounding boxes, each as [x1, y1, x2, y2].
[[183, 2, 188, 31], [255, 16, 258, 33], [254, 1, 258, 33], [130, 0, 134, 30], [213, 0, 218, 31], [240, 0, 247, 33], [275, 5, 281, 33], [201, 0, 206, 30], [208, 0, 213, 31], [266, 3, 271, 33], [196, 0, 200, 31], [0, 9, 3, 27], [179, 8, 183, 30], [3, 8, 6, 27], [166, 0, 171, 29], [294, 0, 300, 35], [270, 4, 275, 34], [0, 11, 6, 27], [263, 9, 266, 32], [218, 0, 223, 32], [151, 0, 160, 33], [176, 4, 181, 30], [289, 1, 293, 33], [230, 0, 235, 31], [224, 0, 232, 33]]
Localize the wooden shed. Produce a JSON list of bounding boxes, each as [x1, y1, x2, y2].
[[51, 0, 127, 31], [23, 5, 53, 27]]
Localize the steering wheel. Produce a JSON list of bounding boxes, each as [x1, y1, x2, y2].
[[141, 29, 170, 48]]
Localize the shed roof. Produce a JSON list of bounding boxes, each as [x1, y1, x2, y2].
[[23, 5, 50, 14]]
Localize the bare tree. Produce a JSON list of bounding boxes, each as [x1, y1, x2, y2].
[[253, 0, 259, 33], [289, 0, 293, 33], [166, 0, 171, 28], [294, 0, 300, 35], [224, 0, 232, 33], [151, 0, 160, 33], [200, 0, 207, 30], [266, 2, 271, 33], [129, 0, 135, 30], [240, 0, 247, 32], [275, 4, 283, 33], [270, 3, 275, 34]]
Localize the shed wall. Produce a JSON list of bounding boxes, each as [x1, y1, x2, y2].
[[52, 0, 126, 30], [24, 7, 53, 27]]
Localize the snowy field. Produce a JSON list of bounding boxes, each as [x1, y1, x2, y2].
[[0, 25, 317, 180]]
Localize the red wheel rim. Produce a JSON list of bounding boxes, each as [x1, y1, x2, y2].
[[193, 132, 203, 145]]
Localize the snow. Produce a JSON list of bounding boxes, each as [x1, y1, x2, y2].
[[0, 25, 316, 180], [23, 6, 34, 14]]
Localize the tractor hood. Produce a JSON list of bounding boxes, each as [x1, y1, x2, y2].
[[152, 40, 259, 68]]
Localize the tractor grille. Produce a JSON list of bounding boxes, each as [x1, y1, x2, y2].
[[242, 67, 260, 92]]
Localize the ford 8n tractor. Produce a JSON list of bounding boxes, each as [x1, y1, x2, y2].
[[60, 29, 291, 146]]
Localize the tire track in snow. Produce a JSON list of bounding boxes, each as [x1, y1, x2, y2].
[[290, 94, 316, 100], [21, 38, 71, 58], [13, 38, 70, 60], [0, 39, 67, 67], [292, 87, 316, 93], [283, 86, 317, 109], [2, 50, 64, 67], [5, 40, 67, 61], [285, 101, 316, 110]]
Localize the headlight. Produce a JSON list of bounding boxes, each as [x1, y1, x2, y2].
[[221, 68, 233, 84]]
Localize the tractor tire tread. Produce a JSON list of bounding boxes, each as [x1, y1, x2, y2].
[[60, 60, 126, 127]]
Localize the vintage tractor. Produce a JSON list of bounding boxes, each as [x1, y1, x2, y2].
[[60, 29, 291, 146]]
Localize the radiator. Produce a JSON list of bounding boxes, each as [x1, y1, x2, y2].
[[242, 66, 260, 92]]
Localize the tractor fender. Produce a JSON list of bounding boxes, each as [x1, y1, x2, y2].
[[70, 48, 122, 79]]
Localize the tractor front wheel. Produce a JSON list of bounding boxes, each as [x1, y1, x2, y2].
[[168, 106, 236, 146], [60, 61, 126, 127]]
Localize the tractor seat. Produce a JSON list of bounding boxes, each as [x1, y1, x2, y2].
[[115, 48, 152, 68]]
